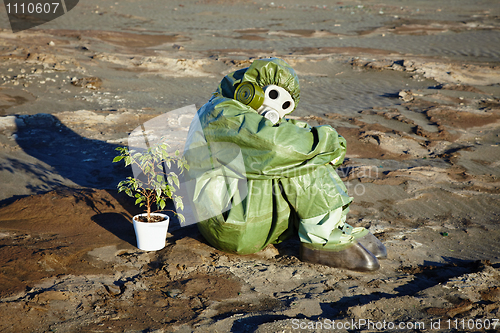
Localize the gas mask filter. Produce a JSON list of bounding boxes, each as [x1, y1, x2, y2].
[[234, 82, 295, 124]]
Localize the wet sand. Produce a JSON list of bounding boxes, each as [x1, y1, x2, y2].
[[1, 0, 500, 332]]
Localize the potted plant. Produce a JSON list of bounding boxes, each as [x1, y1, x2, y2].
[[113, 143, 189, 251]]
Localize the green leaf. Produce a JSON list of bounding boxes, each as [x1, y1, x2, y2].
[[135, 198, 142, 205], [169, 172, 180, 187], [159, 199, 166, 210], [174, 195, 184, 211], [113, 156, 124, 163]]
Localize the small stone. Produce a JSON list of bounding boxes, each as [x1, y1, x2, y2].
[[399, 90, 414, 102], [71, 76, 102, 89], [105, 284, 122, 295], [403, 60, 416, 71], [167, 289, 182, 298], [392, 63, 405, 71], [48, 41, 55, 46]]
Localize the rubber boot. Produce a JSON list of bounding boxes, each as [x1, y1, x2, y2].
[[300, 241, 380, 272], [356, 232, 387, 259]]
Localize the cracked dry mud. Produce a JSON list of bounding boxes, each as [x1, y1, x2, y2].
[[1, 0, 500, 332]]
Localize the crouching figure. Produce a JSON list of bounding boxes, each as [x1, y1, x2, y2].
[[182, 58, 386, 271]]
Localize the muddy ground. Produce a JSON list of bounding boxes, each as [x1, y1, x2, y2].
[[1, 0, 500, 332]]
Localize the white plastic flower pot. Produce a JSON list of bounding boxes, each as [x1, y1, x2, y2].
[[132, 213, 170, 251]]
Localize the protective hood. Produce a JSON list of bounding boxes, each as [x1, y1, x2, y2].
[[213, 58, 300, 112]]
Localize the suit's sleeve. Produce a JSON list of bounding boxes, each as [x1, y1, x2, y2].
[[201, 98, 346, 179]]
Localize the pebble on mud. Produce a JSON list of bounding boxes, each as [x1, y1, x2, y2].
[[71, 77, 103, 90], [399, 90, 414, 102]]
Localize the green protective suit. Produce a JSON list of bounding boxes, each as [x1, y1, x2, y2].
[[183, 58, 367, 255]]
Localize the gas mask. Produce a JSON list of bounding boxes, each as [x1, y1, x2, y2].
[[234, 82, 295, 124]]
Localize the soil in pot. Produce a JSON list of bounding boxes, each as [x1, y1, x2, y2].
[[135, 215, 167, 223]]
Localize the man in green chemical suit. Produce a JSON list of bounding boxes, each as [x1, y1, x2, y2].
[[182, 58, 386, 271]]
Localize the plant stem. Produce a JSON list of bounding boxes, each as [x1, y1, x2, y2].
[[146, 192, 151, 222]]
